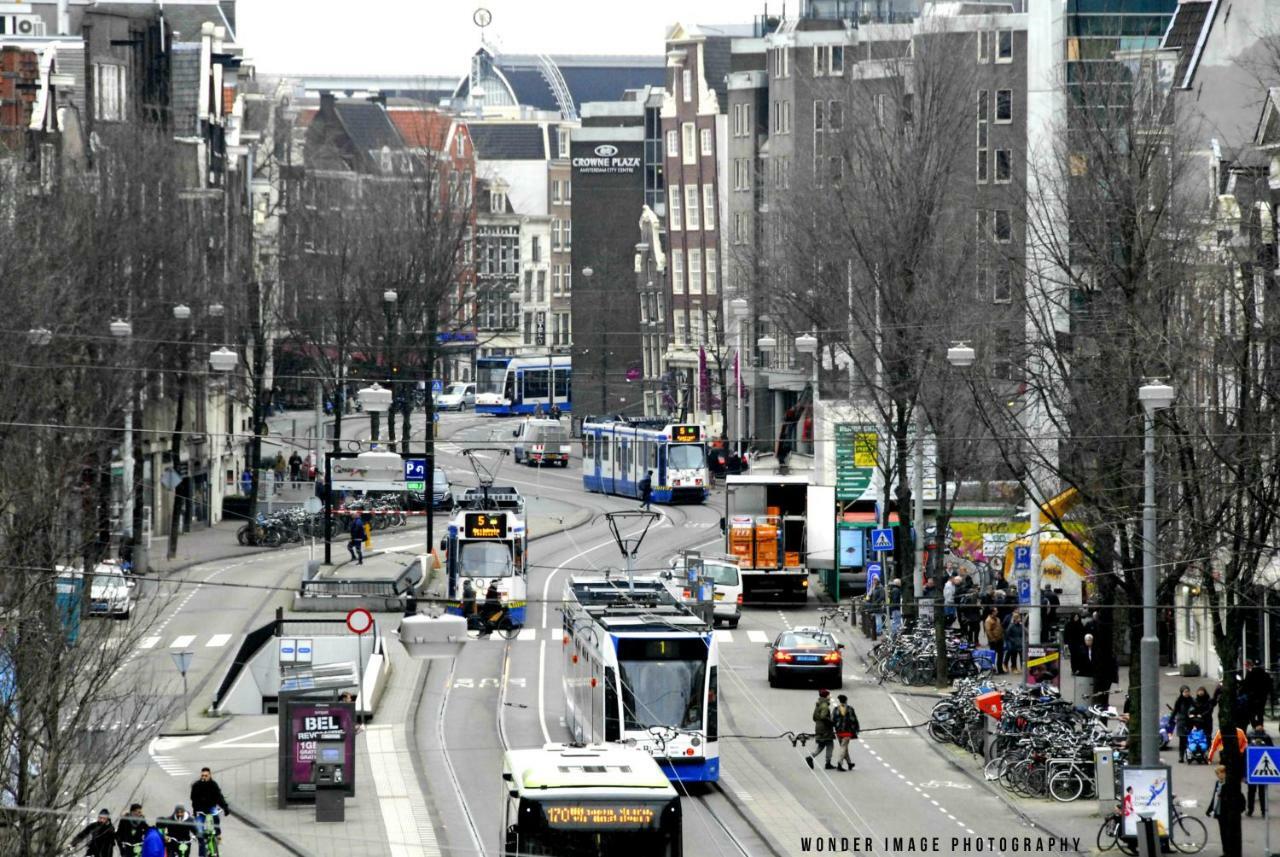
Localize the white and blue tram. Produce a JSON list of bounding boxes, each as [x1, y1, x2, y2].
[[581, 420, 709, 504], [443, 497, 528, 626], [475, 354, 572, 416], [561, 575, 719, 783]]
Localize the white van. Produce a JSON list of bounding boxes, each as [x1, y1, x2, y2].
[[512, 418, 572, 466], [664, 557, 743, 628], [437, 382, 475, 411]]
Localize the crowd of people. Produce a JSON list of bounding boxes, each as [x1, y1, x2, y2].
[[72, 768, 229, 857]]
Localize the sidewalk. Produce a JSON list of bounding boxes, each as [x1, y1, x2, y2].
[[835, 613, 1278, 855]]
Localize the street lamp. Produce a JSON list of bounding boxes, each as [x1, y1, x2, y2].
[[359, 382, 392, 443], [111, 319, 134, 551], [946, 342, 976, 368], [173, 304, 191, 321], [1138, 378, 1174, 767], [756, 334, 776, 352], [730, 298, 750, 454], [27, 327, 52, 346], [208, 303, 225, 319], [209, 347, 238, 373]]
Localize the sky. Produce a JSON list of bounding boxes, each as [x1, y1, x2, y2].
[[235, 0, 765, 77]]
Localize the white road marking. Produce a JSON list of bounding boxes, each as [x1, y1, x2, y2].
[[138, 636, 160, 650], [517, 627, 537, 641], [366, 725, 432, 856], [202, 726, 279, 751], [538, 641, 551, 744], [747, 630, 769, 643], [713, 630, 734, 644], [169, 635, 196, 648], [205, 634, 232, 648]]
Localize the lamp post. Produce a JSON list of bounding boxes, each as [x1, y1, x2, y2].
[[110, 319, 134, 556], [730, 298, 749, 455], [583, 267, 603, 415], [756, 334, 776, 454], [384, 290, 399, 448], [1138, 379, 1174, 767], [795, 332, 819, 473], [167, 304, 194, 560], [358, 383, 392, 444]]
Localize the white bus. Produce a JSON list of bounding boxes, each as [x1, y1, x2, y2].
[[502, 743, 682, 856], [561, 576, 719, 783]]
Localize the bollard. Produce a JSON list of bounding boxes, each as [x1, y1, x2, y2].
[[1134, 813, 1159, 857]]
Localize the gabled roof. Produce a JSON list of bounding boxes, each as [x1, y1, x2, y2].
[[454, 49, 664, 119], [468, 123, 546, 160], [86, 1, 237, 43], [1160, 0, 1216, 90], [333, 101, 403, 154], [387, 107, 453, 151], [1253, 87, 1280, 151]]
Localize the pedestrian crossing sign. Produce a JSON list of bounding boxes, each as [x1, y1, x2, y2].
[[1247, 746, 1280, 784], [870, 528, 894, 552]]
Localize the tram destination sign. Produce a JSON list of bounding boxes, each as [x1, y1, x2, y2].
[[672, 425, 701, 443], [464, 512, 507, 539]]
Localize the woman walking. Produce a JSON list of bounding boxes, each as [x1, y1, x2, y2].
[[1171, 685, 1195, 762], [1004, 612, 1026, 673]]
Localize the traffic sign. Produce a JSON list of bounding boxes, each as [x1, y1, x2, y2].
[[431, 379, 444, 395], [1014, 545, 1032, 570], [170, 651, 193, 676], [866, 562, 882, 588], [870, 528, 895, 552], [1017, 578, 1032, 605], [404, 458, 426, 481], [346, 608, 374, 636], [406, 481, 425, 492], [1247, 746, 1280, 784]]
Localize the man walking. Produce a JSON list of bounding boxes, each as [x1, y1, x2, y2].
[[832, 693, 860, 771], [348, 514, 365, 565], [804, 688, 836, 770], [288, 451, 302, 485], [1247, 719, 1273, 817], [71, 808, 115, 857], [984, 607, 1006, 675], [639, 470, 653, 510], [1243, 660, 1271, 725], [189, 767, 229, 854]]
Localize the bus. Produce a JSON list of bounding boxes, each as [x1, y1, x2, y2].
[[581, 420, 708, 504], [442, 490, 528, 627], [475, 355, 571, 416], [502, 743, 682, 857], [562, 575, 719, 783]]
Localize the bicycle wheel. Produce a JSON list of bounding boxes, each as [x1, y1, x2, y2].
[[928, 718, 953, 744], [498, 621, 522, 641], [1096, 814, 1120, 852], [1168, 815, 1207, 854], [1048, 770, 1084, 802], [983, 755, 1007, 781]]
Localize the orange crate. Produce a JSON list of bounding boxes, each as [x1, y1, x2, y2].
[[784, 551, 801, 567], [766, 506, 781, 517]]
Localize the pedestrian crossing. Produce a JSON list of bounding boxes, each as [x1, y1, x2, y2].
[[137, 633, 235, 652], [460, 628, 773, 645]]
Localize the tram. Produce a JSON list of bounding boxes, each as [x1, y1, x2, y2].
[[561, 575, 719, 783], [475, 354, 572, 416], [502, 743, 682, 857], [442, 487, 528, 626], [581, 419, 709, 504]]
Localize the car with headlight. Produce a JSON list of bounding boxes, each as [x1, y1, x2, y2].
[[767, 627, 843, 688], [437, 382, 476, 411]]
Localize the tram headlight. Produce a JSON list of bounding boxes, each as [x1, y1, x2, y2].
[[691, 736, 702, 747]]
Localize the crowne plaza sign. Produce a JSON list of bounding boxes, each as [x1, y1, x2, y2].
[[572, 143, 640, 174]]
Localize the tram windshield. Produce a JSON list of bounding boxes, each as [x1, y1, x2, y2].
[[667, 443, 705, 471], [458, 541, 514, 577], [510, 798, 679, 857], [476, 362, 507, 396], [616, 638, 707, 731]]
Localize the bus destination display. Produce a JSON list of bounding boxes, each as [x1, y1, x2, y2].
[[464, 513, 507, 539], [672, 425, 701, 443], [542, 803, 660, 829]]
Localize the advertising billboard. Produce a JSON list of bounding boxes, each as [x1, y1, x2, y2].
[[281, 700, 356, 801]]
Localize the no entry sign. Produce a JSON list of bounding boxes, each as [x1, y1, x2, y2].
[[346, 608, 374, 635]]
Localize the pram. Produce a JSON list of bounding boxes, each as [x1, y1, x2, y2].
[[1186, 725, 1210, 764]]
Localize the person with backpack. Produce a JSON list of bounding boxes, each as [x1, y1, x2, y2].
[[831, 694, 861, 771], [347, 513, 365, 565], [157, 805, 195, 856], [803, 689, 836, 770]]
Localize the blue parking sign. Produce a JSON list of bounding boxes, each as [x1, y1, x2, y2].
[[404, 458, 426, 481], [866, 562, 882, 589], [1017, 578, 1032, 605], [1014, 545, 1032, 570]]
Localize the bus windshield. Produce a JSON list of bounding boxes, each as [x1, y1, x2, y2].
[[458, 541, 513, 577], [476, 361, 507, 396], [667, 443, 705, 471]]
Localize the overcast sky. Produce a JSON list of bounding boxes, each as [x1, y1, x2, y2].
[[235, 0, 765, 77]]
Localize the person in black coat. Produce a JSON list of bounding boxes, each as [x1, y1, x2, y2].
[[71, 809, 116, 857], [189, 768, 229, 842], [1064, 614, 1086, 666], [1247, 720, 1273, 817], [157, 805, 196, 856], [1191, 686, 1218, 738], [639, 471, 653, 509], [1243, 661, 1271, 725], [115, 804, 147, 856], [1170, 685, 1196, 762]]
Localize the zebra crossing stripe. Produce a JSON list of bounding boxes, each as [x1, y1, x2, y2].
[[205, 634, 232, 648], [747, 630, 769, 643], [138, 636, 160, 650]]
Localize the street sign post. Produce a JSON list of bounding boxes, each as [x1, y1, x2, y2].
[[346, 609, 374, 717], [431, 379, 444, 396], [1014, 545, 1032, 571], [870, 528, 895, 553], [170, 651, 194, 732], [1248, 746, 1280, 856], [1018, 577, 1032, 605]]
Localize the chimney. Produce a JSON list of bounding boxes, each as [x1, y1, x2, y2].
[[57, 0, 69, 34]]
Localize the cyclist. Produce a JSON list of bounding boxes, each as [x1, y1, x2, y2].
[[189, 767, 230, 855], [70, 808, 114, 857], [114, 804, 147, 857], [476, 580, 509, 634], [157, 805, 196, 857]]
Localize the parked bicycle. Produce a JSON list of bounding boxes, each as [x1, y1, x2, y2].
[[1096, 795, 1206, 854]]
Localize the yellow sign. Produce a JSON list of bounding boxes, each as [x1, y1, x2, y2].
[[1027, 652, 1059, 669], [545, 804, 657, 827], [672, 425, 702, 443], [464, 513, 507, 539], [853, 433, 877, 468]]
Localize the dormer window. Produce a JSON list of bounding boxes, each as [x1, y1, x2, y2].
[[492, 191, 506, 213], [380, 146, 393, 174]]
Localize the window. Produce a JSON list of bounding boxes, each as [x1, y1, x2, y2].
[[689, 248, 702, 293], [830, 45, 844, 75], [456, 134, 466, 157], [558, 128, 570, 159], [700, 128, 713, 156], [993, 266, 1012, 303], [551, 218, 562, 249], [706, 249, 718, 293], [976, 90, 989, 184], [782, 47, 790, 78], [673, 251, 685, 294], [531, 236, 541, 263], [828, 101, 843, 131], [997, 30, 1013, 62], [536, 271, 546, 303], [523, 271, 533, 303], [666, 129, 679, 157], [564, 268, 572, 294], [977, 150, 989, 183], [94, 63, 127, 122], [733, 104, 741, 136], [703, 183, 715, 231], [743, 103, 751, 134], [669, 186, 682, 230], [814, 100, 825, 131], [674, 309, 686, 346], [563, 220, 571, 249], [814, 45, 828, 76], [994, 209, 1012, 243], [975, 266, 988, 300], [523, 312, 533, 344], [783, 100, 792, 134], [553, 264, 562, 296], [682, 123, 696, 165], [995, 149, 1012, 183], [491, 190, 506, 213], [773, 100, 781, 133], [977, 31, 988, 63], [683, 69, 692, 102], [685, 185, 700, 230], [996, 89, 1012, 123], [564, 179, 571, 201]]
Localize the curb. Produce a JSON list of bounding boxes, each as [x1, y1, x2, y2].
[[157, 716, 231, 740]]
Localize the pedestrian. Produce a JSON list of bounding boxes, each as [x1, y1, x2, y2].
[[1041, 584, 1060, 635], [865, 577, 885, 638], [1074, 632, 1096, 678], [1243, 660, 1271, 726], [804, 688, 836, 771], [71, 808, 115, 857], [304, 453, 315, 480], [347, 514, 365, 565], [1247, 719, 1273, 817], [888, 577, 903, 636], [1063, 613, 1086, 663], [288, 451, 302, 484], [1171, 685, 1195, 762], [776, 408, 797, 468], [639, 470, 653, 510], [1089, 634, 1119, 707], [1208, 724, 1248, 764], [157, 805, 195, 857], [1192, 686, 1218, 739], [189, 767, 229, 853], [115, 803, 148, 857], [462, 578, 476, 616], [239, 468, 252, 498], [831, 693, 860, 771], [1206, 764, 1244, 857], [549, 403, 562, 420], [272, 452, 287, 484], [943, 575, 958, 629], [1005, 612, 1026, 673], [959, 581, 981, 645], [983, 607, 1006, 674]]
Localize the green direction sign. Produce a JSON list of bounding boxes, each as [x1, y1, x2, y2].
[[405, 481, 425, 492], [835, 423, 877, 500]]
